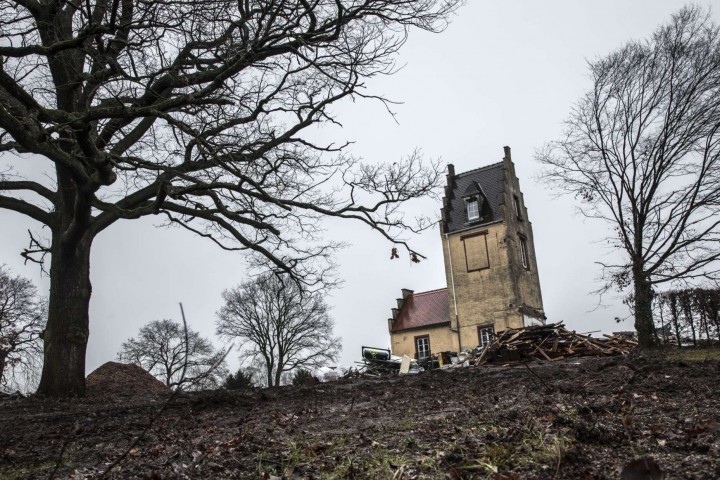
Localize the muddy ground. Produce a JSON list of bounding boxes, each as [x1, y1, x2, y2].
[[1, 353, 719, 479]]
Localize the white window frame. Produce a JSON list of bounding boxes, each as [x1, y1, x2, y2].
[[415, 335, 431, 359], [466, 198, 479, 221], [478, 325, 494, 347]]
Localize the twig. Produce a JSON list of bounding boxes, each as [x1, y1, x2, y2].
[[97, 303, 192, 479], [521, 360, 551, 393], [47, 423, 80, 480]]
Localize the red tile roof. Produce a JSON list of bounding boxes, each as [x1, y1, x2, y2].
[[391, 288, 450, 332]]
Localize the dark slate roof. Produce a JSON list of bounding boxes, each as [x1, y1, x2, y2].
[[391, 288, 449, 332], [444, 162, 505, 233]]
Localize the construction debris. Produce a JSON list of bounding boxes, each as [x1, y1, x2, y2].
[[475, 322, 637, 365], [350, 325, 637, 379], [353, 347, 423, 376], [346, 322, 637, 377]]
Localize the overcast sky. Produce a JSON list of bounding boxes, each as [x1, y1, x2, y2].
[[1, 0, 716, 377]]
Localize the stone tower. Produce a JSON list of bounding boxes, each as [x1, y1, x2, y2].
[[439, 146, 544, 350]]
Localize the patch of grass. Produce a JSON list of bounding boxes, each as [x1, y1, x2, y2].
[[665, 347, 720, 362], [0, 461, 56, 480], [324, 445, 413, 479]]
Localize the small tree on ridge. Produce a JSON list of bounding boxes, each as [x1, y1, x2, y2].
[[217, 274, 340, 387], [118, 318, 227, 390]]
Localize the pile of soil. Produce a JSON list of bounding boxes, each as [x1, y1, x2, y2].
[[1, 354, 718, 479], [86, 361, 171, 397]]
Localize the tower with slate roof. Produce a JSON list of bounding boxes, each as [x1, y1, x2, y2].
[[387, 146, 544, 359], [439, 146, 545, 351]]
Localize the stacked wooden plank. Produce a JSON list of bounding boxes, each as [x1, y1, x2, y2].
[[475, 322, 636, 364]]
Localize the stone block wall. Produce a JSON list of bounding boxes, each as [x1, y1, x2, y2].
[[390, 325, 457, 359]]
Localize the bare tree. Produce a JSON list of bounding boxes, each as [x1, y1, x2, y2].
[[0, 0, 462, 396], [117, 319, 227, 390], [217, 274, 340, 387], [537, 6, 720, 348], [0, 265, 46, 391]]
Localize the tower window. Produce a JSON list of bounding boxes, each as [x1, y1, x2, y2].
[[466, 198, 479, 221], [513, 195, 522, 220], [519, 235, 530, 269]]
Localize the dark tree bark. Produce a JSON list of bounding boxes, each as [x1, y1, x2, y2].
[[633, 269, 657, 348], [38, 236, 92, 396]]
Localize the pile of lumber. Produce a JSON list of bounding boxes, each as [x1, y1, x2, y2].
[[476, 322, 637, 364]]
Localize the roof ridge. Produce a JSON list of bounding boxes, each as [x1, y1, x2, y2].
[[413, 287, 448, 296], [455, 161, 503, 177]]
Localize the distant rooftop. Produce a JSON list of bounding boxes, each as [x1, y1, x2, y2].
[[391, 288, 449, 332]]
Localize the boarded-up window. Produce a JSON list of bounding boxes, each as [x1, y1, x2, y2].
[[463, 233, 489, 271]]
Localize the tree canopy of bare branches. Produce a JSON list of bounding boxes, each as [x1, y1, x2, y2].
[[537, 6, 720, 348], [117, 318, 227, 390], [217, 274, 341, 387], [0, 0, 462, 395], [0, 264, 46, 391]]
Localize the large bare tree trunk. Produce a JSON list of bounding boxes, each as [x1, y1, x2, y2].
[[37, 236, 92, 396], [37, 166, 93, 397], [634, 270, 657, 348]]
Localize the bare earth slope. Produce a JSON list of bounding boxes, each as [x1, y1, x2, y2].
[[1, 354, 718, 479]]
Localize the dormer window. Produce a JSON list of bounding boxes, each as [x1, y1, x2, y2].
[[466, 198, 479, 221]]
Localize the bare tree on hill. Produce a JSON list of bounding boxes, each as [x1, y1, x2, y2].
[[217, 274, 340, 387], [0, 0, 462, 395], [0, 265, 46, 391], [117, 318, 227, 390], [538, 6, 720, 348]]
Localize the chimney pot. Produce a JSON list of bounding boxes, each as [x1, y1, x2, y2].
[[503, 146, 512, 160]]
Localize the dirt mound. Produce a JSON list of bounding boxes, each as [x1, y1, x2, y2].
[[86, 362, 170, 397]]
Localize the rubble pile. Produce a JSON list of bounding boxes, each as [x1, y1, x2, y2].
[[86, 362, 171, 397], [476, 322, 637, 364], [338, 325, 638, 382]]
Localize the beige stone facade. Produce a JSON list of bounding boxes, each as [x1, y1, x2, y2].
[[388, 147, 545, 358], [389, 325, 457, 360]]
